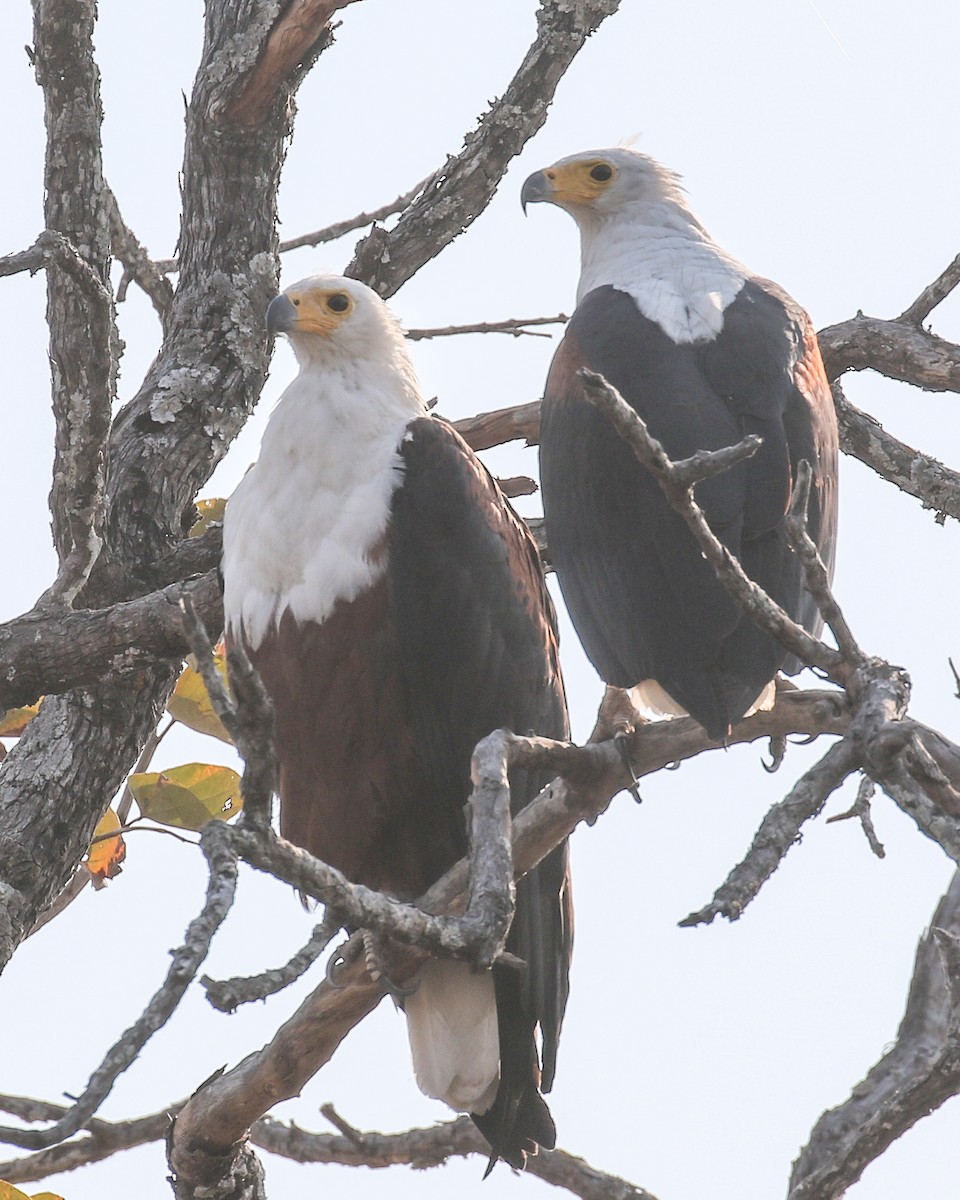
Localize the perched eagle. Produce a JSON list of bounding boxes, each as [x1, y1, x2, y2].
[[221, 274, 572, 1169], [522, 148, 839, 739]]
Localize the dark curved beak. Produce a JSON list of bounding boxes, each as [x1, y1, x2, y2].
[[266, 293, 297, 337], [520, 170, 552, 214]]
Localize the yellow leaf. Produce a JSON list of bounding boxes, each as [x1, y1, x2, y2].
[[0, 1183, 32, 1200], [84, 808, 126, 890], [0, 1184, 62, 1200], [189, 496, 227, 537], [0, 702, 41, 738], [167, 649, 232, 744], [128, 762, 243, 830]]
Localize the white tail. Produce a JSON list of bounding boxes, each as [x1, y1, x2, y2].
[[404, 959, 499, 1113]]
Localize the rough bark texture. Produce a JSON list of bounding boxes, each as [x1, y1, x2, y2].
[[0, 0, 324, 972], [33, 0, 115, 583]]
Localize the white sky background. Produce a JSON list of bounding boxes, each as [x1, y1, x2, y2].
[[2, 1, 960, 1197]]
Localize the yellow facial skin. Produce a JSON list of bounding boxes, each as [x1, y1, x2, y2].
[[267, 286, 356, 338], [522, 158, 619, 209]]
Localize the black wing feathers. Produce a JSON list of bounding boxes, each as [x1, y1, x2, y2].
[[541, 281, 838, 736], [389, 416, 571, 1168]]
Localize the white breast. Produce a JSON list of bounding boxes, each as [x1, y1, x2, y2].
[[222, 371, 411, 650]]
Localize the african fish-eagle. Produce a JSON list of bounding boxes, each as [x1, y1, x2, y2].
[[221, 273, 572, 1169], [522, 148, 839, 739]]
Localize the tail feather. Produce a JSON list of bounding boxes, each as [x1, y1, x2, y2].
[[404, 959, 499, 1113]]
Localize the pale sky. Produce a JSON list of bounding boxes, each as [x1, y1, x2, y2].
[[2, 2, 960, 1198]]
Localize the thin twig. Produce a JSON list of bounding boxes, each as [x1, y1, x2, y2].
[[681, 738, 860, 926], [280, 178, 429, 253], [578, 368, 844, 679], [826, 774, 885, 858], [785, 461, 865, 664], [406, 314, 569, 341], [201, 911, 342, 1012], [0, 827, 237, 1150]]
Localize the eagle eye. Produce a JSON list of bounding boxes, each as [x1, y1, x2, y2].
[[589, 163, 613, 183], [326, 293, 350, 313]]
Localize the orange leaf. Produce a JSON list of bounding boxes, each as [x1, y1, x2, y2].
[[0, 702, 41, 738], [84, 808, 126, 890]]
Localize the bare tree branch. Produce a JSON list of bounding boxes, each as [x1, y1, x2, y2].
[[834, 383, 960, 524], [0, 572, 219, 711], [31, 0, 115, 610], [0, 1099, 182, 1184], [252, 1113, 661, 1199], [897, 252, 960, 326], [789, 869, 960, 1199], [0, 827, 236, 1150], [226, 0, 359, 130], [167, 690, 848, 1191], [0, 0, 330, 972], [202, 912, 341, 1012], [819, 313, 960, 394], [106, 185, 174, 318], [345, 0, 622, 298], [681, 738, 860, 927], [0, 1096, 658, 1200], [452, 401, 543, 451]]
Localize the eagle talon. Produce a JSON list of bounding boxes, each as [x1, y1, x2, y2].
[[325, 945, 349, 989], [614, 731, 643, 803], [360, 930, 419, 1000]]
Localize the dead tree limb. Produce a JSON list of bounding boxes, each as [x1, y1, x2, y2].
[[346, 0, 622, 298], [789, 869, 960, 1200]]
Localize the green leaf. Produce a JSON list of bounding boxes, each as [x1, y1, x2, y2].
[[128, 763, 242, 830]]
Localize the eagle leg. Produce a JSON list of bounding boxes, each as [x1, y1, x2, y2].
[[588, 687, 644, 803]]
